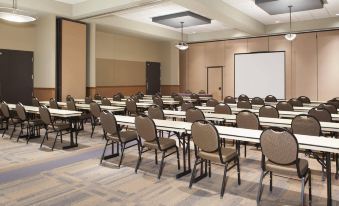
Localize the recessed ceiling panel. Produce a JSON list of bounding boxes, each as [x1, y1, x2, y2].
[[152, 11, 211, 28], [255, 0, 325, 15]]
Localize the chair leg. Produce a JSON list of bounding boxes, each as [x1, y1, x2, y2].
[[244, 142, 247, 158], [90, 119, 96, 138], [10, 123, 17, 139], [51, 132, 59, 151], [237, 156, 241, 185], [158, 151, 166, 179], [189, 158, 199, 188], [208, 160, 211, 178], [220, 162, 229, 198], [118, 143, 125, 168], [309, 170, 312, 203], [60, 131, 63, 143], [176, 146, 180, 170], [100, 140, 109, 164], [256, 171, 266, 204], [269, 171, 273, 192], [40, 130, 48, 148], [300, 177, 305, 206], [155, 149, 158, 165], [17, 124, 24, 142], [135, 145, 142, 174]]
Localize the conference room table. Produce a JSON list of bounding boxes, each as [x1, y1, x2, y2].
[[113, 114, 339, 206], [40, 101, 126, 113], [220, 103, 331, 112], [7, 104, 82, 149], [195, 106, 339, 121]]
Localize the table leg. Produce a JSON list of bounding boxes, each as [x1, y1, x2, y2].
[[176, 133, 192, 179], [326, 152, 332, 206], [63, 118, 79, 149]]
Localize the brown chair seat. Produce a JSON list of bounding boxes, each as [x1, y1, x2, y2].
[[144, 137, 176, 150], [198, 147, 237, 163], [266, 159, 308, 177], [107, 130, 137, 143], [49, 122, 70, 131]]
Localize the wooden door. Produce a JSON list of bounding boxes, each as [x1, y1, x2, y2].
[[207, 66, 223, 101], [146, 61, 161, 95]]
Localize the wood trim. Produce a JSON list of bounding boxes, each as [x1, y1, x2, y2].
[[161, 85, 180, 95], [33, 88, 55, 101]]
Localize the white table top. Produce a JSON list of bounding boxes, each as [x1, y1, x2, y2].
[[114, 115, 339, 153], [110, 101, 154, 108], [40, 101, 125, 112], [8, 104, 82, 118]]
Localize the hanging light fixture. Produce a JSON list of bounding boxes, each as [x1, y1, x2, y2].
[[285, 5, 296, 41], [0, 0, 37, 23], [176, 22, 188, 50]]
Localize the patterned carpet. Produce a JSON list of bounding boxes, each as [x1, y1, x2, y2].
[[0, 123, 339, 206]]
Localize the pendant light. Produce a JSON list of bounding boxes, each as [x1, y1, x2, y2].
[[285, 5, 296, 41], [0, 0, 37, 23], [176, 22, 188, 50]]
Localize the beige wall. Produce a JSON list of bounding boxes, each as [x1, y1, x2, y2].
[[183, 30, 339, 101]]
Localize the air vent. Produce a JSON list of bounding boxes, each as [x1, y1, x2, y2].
[[152, 11, 211, 28], [255, 0, 326, 15]]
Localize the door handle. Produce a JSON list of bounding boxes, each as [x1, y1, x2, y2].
[[218, 87, 221, 90]]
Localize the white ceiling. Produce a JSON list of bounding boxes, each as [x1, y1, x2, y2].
[[222, 0, 339, 25], [54, 0, 89, 5]]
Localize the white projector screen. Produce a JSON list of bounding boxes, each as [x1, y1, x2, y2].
[[235, 52, 285, 99]]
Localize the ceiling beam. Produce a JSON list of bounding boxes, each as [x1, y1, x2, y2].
[[171, 0, 265, 35]]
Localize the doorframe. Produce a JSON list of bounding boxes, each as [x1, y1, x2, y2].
[[207, 66, 224, 100]]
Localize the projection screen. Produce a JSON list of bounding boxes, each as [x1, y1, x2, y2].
[[234, 52, 285, 99]]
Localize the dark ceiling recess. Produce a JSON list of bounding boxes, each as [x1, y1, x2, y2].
[[255, 0, 327, 15], [152, 11, 211, 28]]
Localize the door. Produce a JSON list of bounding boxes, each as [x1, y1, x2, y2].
[[146, 61, 161, 95], [207, 66, 223, 101], [0, 49, 33, 105]]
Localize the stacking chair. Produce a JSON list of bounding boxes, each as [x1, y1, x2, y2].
[[236, 111, 260, 157], [1, 102, 21, 138], [117, 92, 124, 99], [298, 96, 311, 104], [153, 96, 164, 108], [224, 96, 236, 104], [251, 97, 265, 105], [85, 96, 92, 104], [327, 99, 339, 109], [16, 103, 43, 143], [238, 94, 249, 102], [135, 115, 180, 179], [189, 120, 241, 198], [308, 108, 332, 123], [94, 93, 102, 100], [173, 95, 184, 107], [186, 108, 205, 123], [259, 105, 279, 118], [49, 98, 59, 109], [276, 101, 293, 111], [185, 90, 192, 94], [39, 106, 71, 151], [288, 98, 303, 107], [206, 98, 219, 107], [100, 111, 139, 167], [148, 105, 165, 120], [215, 104, 232, 114], [32, 97, 41, 107], [65, 95, 74, 102], [237, 101, 252, 109], [130, 95, 139, 103], [190, 93, 201, 106], [198, 90, 206, 94], [126, 98, 138, 116], [257, 127, 312, 205], [90, 102, 101, 138], [112, 94, 121, 101], [101, 97, 111, 106], [181, 102, 194, 111], [67, 100, 90, 130], [318, 103, 337, 114], [265, 95, 277, 102], [171, 92, 178, 98]]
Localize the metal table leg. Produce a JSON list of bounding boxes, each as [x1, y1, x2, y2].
[[63, 117, 79, 149], [326, 152, 332, 206], [176, 133, 192, 179]]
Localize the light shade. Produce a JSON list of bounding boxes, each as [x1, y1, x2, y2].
[[285, 33, 297, 41], [175, 42, 188, 50], [0, 7, 36, 23]]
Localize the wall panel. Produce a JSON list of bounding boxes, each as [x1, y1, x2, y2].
[[204, 41, 225, 67], [247, 37, 269, 52], [187, 43, 206, 92]]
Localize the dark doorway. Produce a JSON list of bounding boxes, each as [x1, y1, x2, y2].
[[146, 61, 161, 95], [0, 49, 33, 105]]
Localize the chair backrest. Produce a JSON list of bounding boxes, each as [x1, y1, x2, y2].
[[224, 96, 236, 104], [297, 96, 311, 104], [265, 95, 277, 102], [66, 100, 77, 111], [214, 104, 232, 114], [191, 120, 220, 154], [49, 98, 59, 109], [318, 103, 337, 114], [32, 97, 40, 107], [308, 107, 332, 122], [259, 105, 279, 118], [94, 93, 102, 100], [288, 98, 303, 107], [112, 94, 121, 101], [101, 97, 111, 106], [66, 95, 74, 102], [126, 98, 138, 115], [185, 89, 192, 94], [90, 102, 101, 118], [198, 90, 206, 94], [39, 106, 52, 125], [117, 92, 124, 99], [85, 96, 93, 104], [15, 103, 27, 121], [276, 101, 293, 111], [130, 95, 139, 103], [291, 114, 321, 136], [251, 97, 265, 105], [100, 110, 118, 136], [181, 101, 194, 111], [327, 99, 339, 109], [238, 94, 249, 102], [153, 96, 164, 108], [260, 128, 299, 171], [237, 100, 252, 109], [236, 110, 260, 130], [135, 115, 157, 142], [0, 102, 10, 118], [148, 105, 165, 120], [173, 95, 184, 106], [186, 108, 205, 123], [206, 98, 219, 107]]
